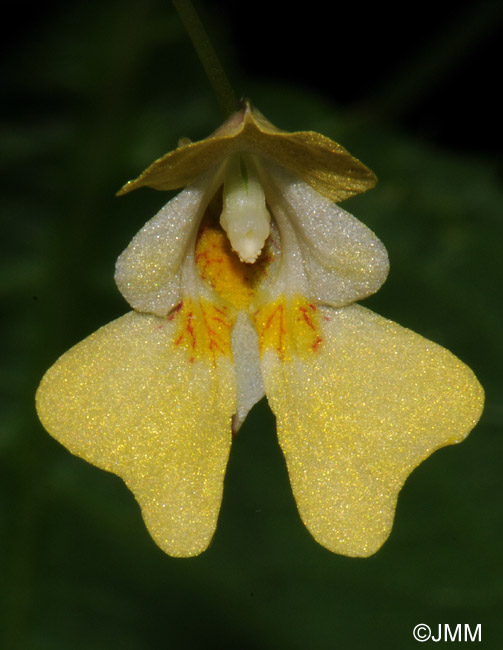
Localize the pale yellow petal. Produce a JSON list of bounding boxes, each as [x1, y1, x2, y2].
[[36, 308, 236, 557], [260, 302, 484, 557]]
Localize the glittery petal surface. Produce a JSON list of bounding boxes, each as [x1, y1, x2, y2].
[[261, 160, 389, 306], [261, 303, 484, 557], [115, 168, 218, 316], [117, 102, 376, 203], [36, 311, 235, 557], [231, 311, 265, 432]]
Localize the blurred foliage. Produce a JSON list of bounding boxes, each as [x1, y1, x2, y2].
[[1, 1, 502, 649]]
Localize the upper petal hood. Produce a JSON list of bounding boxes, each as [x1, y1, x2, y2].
[[117, 101, 377, 204]]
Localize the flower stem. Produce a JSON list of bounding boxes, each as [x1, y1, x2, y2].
[[172, 0, 238, 118]]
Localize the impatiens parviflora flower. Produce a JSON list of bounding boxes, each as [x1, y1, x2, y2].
[[36, 101, 484, 558]]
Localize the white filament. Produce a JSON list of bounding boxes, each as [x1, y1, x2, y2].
[[220, 154, 271, 263]]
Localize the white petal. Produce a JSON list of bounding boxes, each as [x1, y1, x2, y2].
[[115, 167, 220, 316], [231, 311, 265, 432], [259, 159, 389, 306]]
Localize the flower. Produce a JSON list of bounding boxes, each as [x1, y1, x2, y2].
[[36, 101, 484, 558]]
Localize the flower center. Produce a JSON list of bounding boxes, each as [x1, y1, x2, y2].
[[195, 203, 274, 310], [219, 154, 271, 264]]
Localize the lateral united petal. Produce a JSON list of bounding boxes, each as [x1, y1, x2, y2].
[[259, 302, 484, 556], [36, 306, 235, 557]]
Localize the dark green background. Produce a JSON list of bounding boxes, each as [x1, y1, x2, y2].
[[1, 1, 501, 648]]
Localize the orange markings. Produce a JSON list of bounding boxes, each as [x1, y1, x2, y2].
[[299, 305, 316, 330], [253, 295, 324, 360], [171, 298, 234, 364], [259, 302, 287, 356], [167, 301, 184, 321]]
